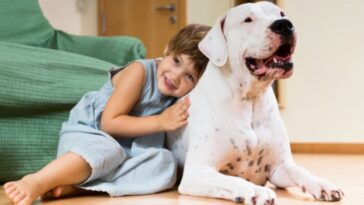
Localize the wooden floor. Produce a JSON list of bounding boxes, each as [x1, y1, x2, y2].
[[1, 154, 363, 205]]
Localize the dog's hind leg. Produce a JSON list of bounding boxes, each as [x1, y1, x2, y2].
[[269, 161, 344, 201], [179, 165, 276, 205]]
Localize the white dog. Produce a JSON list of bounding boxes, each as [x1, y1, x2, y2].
[[167, 2, 343, 204]]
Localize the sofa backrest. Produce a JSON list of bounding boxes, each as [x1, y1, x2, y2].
[[0, 0, 54, 47]]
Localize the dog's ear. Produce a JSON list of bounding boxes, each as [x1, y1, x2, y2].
[[198, 14, 228, 67]]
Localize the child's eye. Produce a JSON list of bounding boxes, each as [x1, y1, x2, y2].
[[173, 57, 180, 65], [186, 74, 195, 82]]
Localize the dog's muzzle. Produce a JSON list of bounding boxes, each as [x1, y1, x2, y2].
[[245, 19, 296, 81]]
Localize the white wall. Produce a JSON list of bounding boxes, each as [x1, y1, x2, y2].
[[279, 0, 364, 143], [186, 0, 232, 25], [39, 0, 97, 36]]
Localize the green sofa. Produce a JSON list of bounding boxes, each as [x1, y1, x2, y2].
[[0, 0, 146, 182]]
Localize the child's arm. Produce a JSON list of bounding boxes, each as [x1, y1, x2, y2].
[[100, 62, 190, 138]]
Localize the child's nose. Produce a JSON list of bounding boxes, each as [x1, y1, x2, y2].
[[170, 75, 180, 85], [171, 70, 183, 82]]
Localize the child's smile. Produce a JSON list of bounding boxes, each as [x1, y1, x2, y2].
[[163, 75, 177, 90]]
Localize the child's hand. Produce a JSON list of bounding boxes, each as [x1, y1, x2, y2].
[[158, 97, 190, 132]]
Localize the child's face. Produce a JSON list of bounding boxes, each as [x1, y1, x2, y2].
[[157, 54, 200, 97]]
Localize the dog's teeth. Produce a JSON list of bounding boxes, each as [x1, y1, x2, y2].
[[273, 58, 277, 63]]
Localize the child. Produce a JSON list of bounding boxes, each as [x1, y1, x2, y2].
[[4, 24, 211, 205]]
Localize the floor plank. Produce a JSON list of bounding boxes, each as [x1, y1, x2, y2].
[[1, 154, 363, 205]]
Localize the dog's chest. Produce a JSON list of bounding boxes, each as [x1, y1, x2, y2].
[[212, 104, 280, 185], [183, 93, 281, 185], [218, 141, 275, 185]]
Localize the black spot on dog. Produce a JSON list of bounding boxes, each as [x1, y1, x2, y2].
[[235, 196, 245, 203], [230, 138, 239, 149], [248, 161, 254, 167], [252, 196, 257, 205], [257, 156, 263, 165], [264, 164, 271, 172], [246, 145, 252, 155], [236, 157, 242, 162], [220, 169, 229, 175], [227, 163, 234, 170], [259, 149, 264, 155]]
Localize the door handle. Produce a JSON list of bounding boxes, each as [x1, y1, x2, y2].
[[170, 15, 177, 24], [155, 4, 176, 11]]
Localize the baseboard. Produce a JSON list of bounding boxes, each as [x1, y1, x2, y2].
[[290, 143, 364, 154]]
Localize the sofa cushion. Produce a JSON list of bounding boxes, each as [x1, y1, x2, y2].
[[0, 42, 116, 181]]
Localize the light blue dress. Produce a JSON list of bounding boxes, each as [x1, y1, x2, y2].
[[57, 59, 178, 196]]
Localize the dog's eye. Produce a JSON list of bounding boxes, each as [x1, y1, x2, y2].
[[244, 17, 252, 23], [280, 11, 285, 17]]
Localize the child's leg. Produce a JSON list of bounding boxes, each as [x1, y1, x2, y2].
[[42, 185, 102, 200], [3, 152, 91, 205]]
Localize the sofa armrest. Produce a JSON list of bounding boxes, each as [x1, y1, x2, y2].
[[47, 31, 146, 66], [0, 41, 116, 181]]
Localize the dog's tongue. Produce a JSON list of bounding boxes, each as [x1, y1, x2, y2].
[[255, 55, 289, 74], [253, 60, 269, 75]]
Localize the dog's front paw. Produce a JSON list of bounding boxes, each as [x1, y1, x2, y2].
[[301, 177, 344, 201], [235, 185, 276, 205]]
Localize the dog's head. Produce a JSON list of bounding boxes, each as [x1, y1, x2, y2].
[[199, 1, 296, 87]]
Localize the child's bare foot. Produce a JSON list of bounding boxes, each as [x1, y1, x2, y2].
[[3, 174, 43, 205]]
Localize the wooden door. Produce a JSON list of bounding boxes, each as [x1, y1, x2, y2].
[[98, 0, 186, 58]]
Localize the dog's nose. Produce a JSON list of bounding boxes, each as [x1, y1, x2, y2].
[[270, 19, 294, 36]]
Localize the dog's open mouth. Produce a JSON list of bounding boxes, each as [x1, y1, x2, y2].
[[245, 43, 294, 81]]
